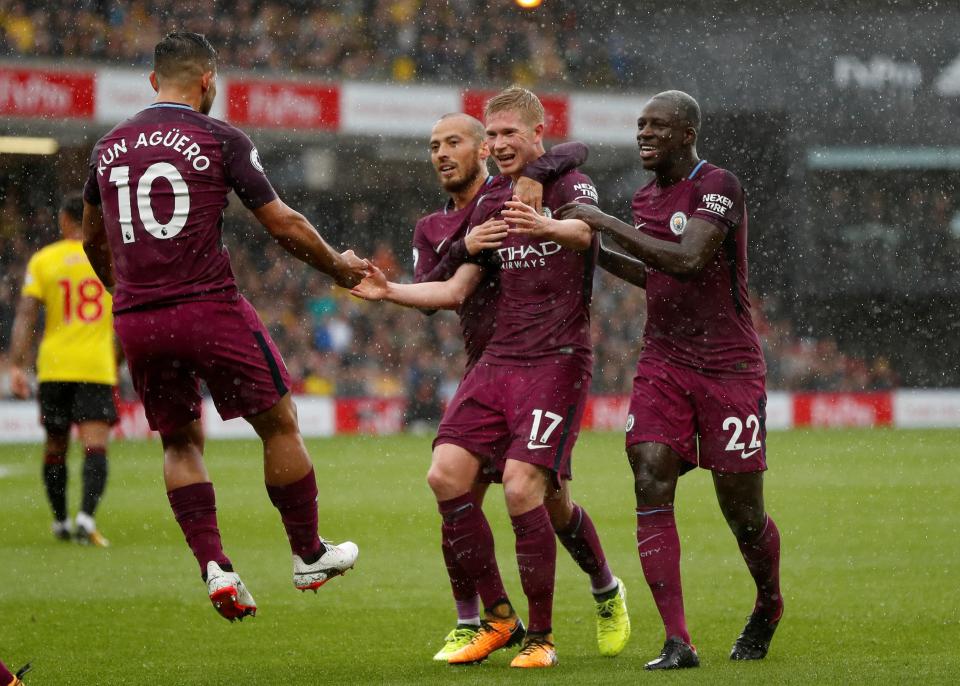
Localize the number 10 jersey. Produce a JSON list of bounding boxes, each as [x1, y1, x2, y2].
[[83, 102, 278, 313]]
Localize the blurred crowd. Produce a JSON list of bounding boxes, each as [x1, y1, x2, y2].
[[0, 0, 626, 87], [0, 174, 903, 427]]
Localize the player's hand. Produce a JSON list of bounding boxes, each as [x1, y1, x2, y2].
[[333, 249, 370, 288], [464, 218, 510, 255], [9, 365, 30, 399], [556, 202, 607, 229], [349, 263, 389, 301], [502, 196, 553, 238], [514, 176, 544, 213]]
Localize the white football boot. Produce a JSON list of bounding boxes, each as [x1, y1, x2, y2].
[[205, 561, 257, 621], [293, 540, 359, 592]]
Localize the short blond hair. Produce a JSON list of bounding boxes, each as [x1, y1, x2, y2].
[[484, 86, 545, 128]]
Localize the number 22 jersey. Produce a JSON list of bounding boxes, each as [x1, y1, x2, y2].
[[83, 102, 278, 313]]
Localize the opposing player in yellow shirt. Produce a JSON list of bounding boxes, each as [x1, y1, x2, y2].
[[10, 192, 116, 546]]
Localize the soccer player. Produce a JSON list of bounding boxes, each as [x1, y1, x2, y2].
[[413, 114, 630, 661], [557, 90, 783, 669], [9, 192, 116, 547], [353, 87, 617, 668], [0, 658, 29, 685], [80, 32, 369, 621]]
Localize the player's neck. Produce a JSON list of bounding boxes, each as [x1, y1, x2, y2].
[[449, 174, 490, 210], [656, 153, 700, 186], [153, 88, 201, 112]]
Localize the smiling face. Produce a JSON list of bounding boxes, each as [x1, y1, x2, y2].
[[429, 115, 488, 194], [636, 96, 696, 173], [485, 108, 544, 178]]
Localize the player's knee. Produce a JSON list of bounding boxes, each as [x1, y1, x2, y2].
[[631, 461, 672, 505], [425, 463, 451, 495], [727, 508, 767, 542], [502, 470, 544, 514]]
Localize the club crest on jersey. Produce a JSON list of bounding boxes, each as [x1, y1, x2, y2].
[[250, 147, 265, 173], [541, 207, 553, 218], [669, 211, 688, 235], [625, 414, 635, 432]]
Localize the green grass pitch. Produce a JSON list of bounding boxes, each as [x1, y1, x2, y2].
[[1, 428, 958, 684]]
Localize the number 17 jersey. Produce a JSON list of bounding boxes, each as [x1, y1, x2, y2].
[[83, 102, 278, 313]]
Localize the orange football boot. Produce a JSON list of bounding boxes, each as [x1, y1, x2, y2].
[[447, 615, 526, 665], [510, 633, 558, 668]]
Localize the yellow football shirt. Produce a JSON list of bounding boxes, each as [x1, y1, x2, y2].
[[21, 239, 116, 385]]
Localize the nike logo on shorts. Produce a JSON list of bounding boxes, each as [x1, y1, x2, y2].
[[634, 222, 647, 230], [526, 442, 552, 451], [435, 237, 448, 253], [740, 448, 761, 459]]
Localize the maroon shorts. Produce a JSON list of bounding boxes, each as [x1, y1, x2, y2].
[[434, 358, 591, 482], [626, 356, 767, 473], [114, 296, 290, 435]]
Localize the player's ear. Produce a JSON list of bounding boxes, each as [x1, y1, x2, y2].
[[200, 71, 215, 92], [533, 122, 545, 143], [683, 127, 697, 146], [149, 71, 160, 93]]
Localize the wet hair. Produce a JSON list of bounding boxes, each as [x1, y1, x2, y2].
[[154, 32, 217, 83], [484, 86, 545, 128], [59, 192, 84, 223], [651, 90, 701, 133], [436, 113, 486, 145]]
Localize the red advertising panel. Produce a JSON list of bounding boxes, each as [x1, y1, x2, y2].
[[462, 89, 569, 139], [334, 397, 406, 435], [0, 67, 94, 119], [793, 392, 893, 428], [582, 395, 631, 431], [226, 80, 339, 129]]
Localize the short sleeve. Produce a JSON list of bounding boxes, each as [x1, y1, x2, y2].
[[412, 219, 439, 283], [557, 172, 599, 208], [83, 144, 102, 206], [691, 169, 744, 232], [22, 254, 43, 300], [222, 129, 278, 210]]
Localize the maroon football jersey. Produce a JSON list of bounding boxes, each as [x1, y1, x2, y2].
[[633, 161, 765, 378], [472, 169, 600, 367], [83, 102, 277, 312], [413, 176, 503, 368], [412, 143, 589, 369]]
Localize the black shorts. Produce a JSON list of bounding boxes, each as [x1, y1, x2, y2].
[[38, 382, 118, 434]]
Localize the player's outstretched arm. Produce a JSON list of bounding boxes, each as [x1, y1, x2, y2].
[[599, 240, 647, 288], [253, 199, 369, 288], [8, 295, 40, 398], [352, 262, 483, 310], [557, 203, 725, 277], [502, 197, 591, 250], [81, 201, 115, 291]]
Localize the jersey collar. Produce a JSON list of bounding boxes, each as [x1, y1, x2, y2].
[[687, 160, 707, 180], [443, 175, 495, 215], [147, 102, 195, 111]]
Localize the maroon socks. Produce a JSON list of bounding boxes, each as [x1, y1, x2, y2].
[[636, 505, 690, 643], [555, 503, 615, 594], [737, 514, 783, 621], [438, 493, 509, 612], [167, 482, 231, 576], [512, 505, 556, 634], [441, 531, 481, 622], [265, 468, 323, 563]]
